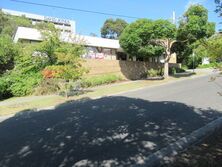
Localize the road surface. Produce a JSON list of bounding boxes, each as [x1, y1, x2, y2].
[[0, 73, 221, 167]]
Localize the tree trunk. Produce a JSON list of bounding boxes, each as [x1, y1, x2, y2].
[[164, 62, 169, 78]]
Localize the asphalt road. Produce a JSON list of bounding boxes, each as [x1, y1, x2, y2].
[[0, 73, 221, 167], [121, 74, 222, 111]]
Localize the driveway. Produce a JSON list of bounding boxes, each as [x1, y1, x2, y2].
[[0, 73, 221, 167]]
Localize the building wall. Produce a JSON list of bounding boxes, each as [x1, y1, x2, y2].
[[2, 8, 75, 33], [82, 59, 180, 80], [169, 53, 177, 64]]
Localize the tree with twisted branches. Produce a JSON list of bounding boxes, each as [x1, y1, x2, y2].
[[120, 19, 177, 78], [152, 39, 177, 78]]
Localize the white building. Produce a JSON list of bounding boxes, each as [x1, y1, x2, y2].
[[7, 8, 177, 63], [14, 27, 122, 60], [2, 8, 75, 33]]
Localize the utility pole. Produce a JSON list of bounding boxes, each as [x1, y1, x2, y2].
[[192, 52, 195, 73]]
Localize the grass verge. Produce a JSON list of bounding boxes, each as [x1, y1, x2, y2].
[[0, 71, 206, 116]]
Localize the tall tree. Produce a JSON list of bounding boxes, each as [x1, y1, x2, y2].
[[215, 0, 222, 16], [195, 35, 222, 62], [120, 19, 176, 78], [101, 18, 128, 39], [175, 5, 215, 65]]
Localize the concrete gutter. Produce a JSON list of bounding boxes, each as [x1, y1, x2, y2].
[[134, 116, 222, 167]]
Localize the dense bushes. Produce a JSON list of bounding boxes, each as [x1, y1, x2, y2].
[[81, 74, 123, 88], [0, 71, 42, 99], [0, 35, 18, 74], [169, 67, 186, 75], [0, 35, 86, 99], [146, 68, 163, 77], [0, 11, 88, 100], [197, 62, 222, 69], [42, 65, 83, 80], [0, 77, 12, 100], [7, 72, 42, 97], [34, 79, 60, 95]]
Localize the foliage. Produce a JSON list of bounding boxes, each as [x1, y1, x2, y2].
[[193, 35, 222, 66], [42, 65, 84, 80], [15, 44, 51, 73], [0, 42, 48, 99], [0, 11, 87, 99], [55, 43, 85, 65], [3, 43, 45, 97], [0, 35, 18, 74], [35, 78, 82, 97], [204, 35, 222, 61], [0, 11, 32, 36], [81, 74, 123, 88], [41, 42, 86, 80], [147, 68, 163, 77], [0, 77, 12, 100], [185, 54, 202, 69], [0, 70, 42, 98], [34, 79, 60, 95], [119, 19, 176, 59], [7, 72, 42, 96], [215, 0, 222, 16], [177, 5, 214, 42], [34, 22, 56, 31], [101, 18, 128, 39], [174, 5, 215, 64], [0, 11, 8, 34], [198, 62, 220, 69], [36, 32, 60, 64], [0, 41, 54, 98], [169, 67, 186, 75], [58, 80, 82, 98]]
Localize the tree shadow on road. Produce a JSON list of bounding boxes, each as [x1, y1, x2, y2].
[[0, 96, 221, 167]]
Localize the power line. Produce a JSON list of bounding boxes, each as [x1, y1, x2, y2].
[[10, 0, 141, 19]]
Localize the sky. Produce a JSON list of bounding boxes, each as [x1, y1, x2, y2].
[[0, 0, 221, 36]]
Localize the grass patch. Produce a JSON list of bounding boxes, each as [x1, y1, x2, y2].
[[0, 95, 64, 116], [0, 72, 206, 116], [198, 62, 222, 69], [81, 74, 124, 88]]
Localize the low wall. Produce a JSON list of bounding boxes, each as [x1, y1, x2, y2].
[[82, 59, 179, 80]]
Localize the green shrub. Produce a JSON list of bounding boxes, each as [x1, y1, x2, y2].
[[7, 72, 42, 97], [0, 35, 18, 74], [81, 74, 123, 88], [34, 78, 60, 95], [198, 62, 219, 69], [169, 67, 186, 75], [42, 65, 85, 80], [3, 71, 42, 96], [0, 77, 12, 100], [147, 68, 163, 77], [184, 54, 202, 69], [0, 72, 42, 99]]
